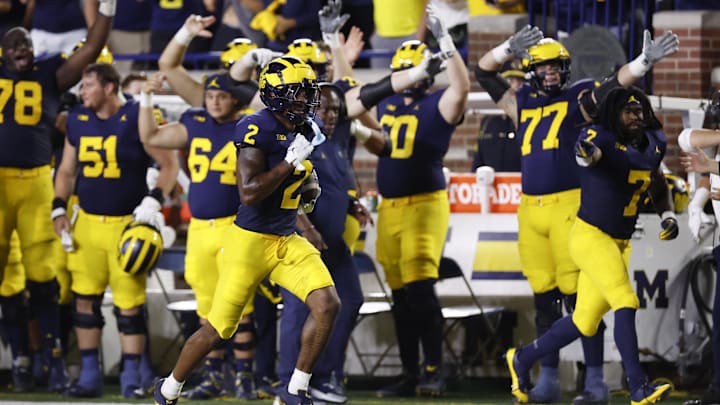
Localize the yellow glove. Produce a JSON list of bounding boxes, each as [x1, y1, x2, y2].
[[250, 0, 286, 41]]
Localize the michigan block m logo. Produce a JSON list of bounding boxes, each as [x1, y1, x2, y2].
[[634, 269, 669, 308]]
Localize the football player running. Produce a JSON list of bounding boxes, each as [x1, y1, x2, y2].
[[154, 56, 339, 405], [476, 25, 679, 404], [508, 87, 678, 405]]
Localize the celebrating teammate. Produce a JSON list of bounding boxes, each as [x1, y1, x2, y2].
[[507, 86, 678, 405], [476, 26, 679, 403], [0, 0, 116, 393], [373, 3, 470, 398], [53, 63, 178, 398]]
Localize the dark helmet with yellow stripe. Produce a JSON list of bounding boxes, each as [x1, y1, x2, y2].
[[259, 56, 319, 125], [118, 221, 163, 276]]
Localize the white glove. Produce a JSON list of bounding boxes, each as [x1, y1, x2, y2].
[[240, 48, 284, 69], [628, 30, 679, 77], [284, 135, 314, 170], [688, 187, 712, 242], [160, 225, 177, 248], [60, 229, 74, 253], [146, 167, 160, 190], [133, 196, 164, 230], [98, 0, 117, 17]]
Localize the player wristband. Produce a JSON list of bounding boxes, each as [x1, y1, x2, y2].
[[51, 197, 68, 220], [628, 54, 651, 78], [98, 0, 116, 17], [438, 35, 456, 55], [148, 187, 165, 205], [322, 32, 340, 49], [661, 210, 677, 221], [491, 40, 513, 64], [139, 91, 152, 108], [173, 25, 195, 47]]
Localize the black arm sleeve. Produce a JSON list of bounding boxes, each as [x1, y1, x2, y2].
[[358, 75, 394, 110], [592, 74, 622, 109], [474, 65, 510, 103]]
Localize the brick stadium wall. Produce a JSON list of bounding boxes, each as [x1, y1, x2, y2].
[[652, 11, 720, 173], [353, 11, 720, 194]]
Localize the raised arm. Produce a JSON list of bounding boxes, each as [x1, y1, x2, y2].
[[138, 73, 189, 149], [426, 4, 469, 125], [56, 0, 115, 91], [343, 51, 445, 118], [475, 25, 543, 126], [158, 14, 216, 107], [318, 0, 354, 80], [582, 30, 679, 120]]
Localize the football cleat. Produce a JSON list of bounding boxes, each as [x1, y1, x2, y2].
[[630, 383, 672, 405], [375, 374, 418, 398], [154, 378, 178, 405], [505, 347, 530, 403]]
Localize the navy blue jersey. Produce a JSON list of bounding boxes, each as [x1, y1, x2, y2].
[[234, 109, 313, 235], [376, 89, 455, 197], [180, 108, 240, 219], [66, 101, 153, 215], [576, 125, 667, 239], [0, 54, 63, 168], [32, 0, 84, 33], [515, 79, 595, 195], [114, 0, 151, 31], [473, 114, 521, 172], [308, 138, 352, 242]]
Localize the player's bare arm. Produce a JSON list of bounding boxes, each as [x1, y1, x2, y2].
[[52, 138, 78, 235], [144, 146, 180, 196], [425, 4, 469, 125], [236, 147, 294, 206], [138, 74, 189, 148], [56, 0, 115, 91], [158, 14, 216, 107]]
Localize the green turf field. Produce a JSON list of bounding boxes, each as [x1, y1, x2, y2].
[[0, 378, 705, 405]]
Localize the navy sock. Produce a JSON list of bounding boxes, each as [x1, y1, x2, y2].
[[534, 289, 563, 368], [391, 288, 420, 376], [78, 349, 100, 387], [580, 322, 605, 368], [205, 357, 224, 372], [235, 358, 253, 373], [614, 308, 645, 391], [518, 315, 581, 369]]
